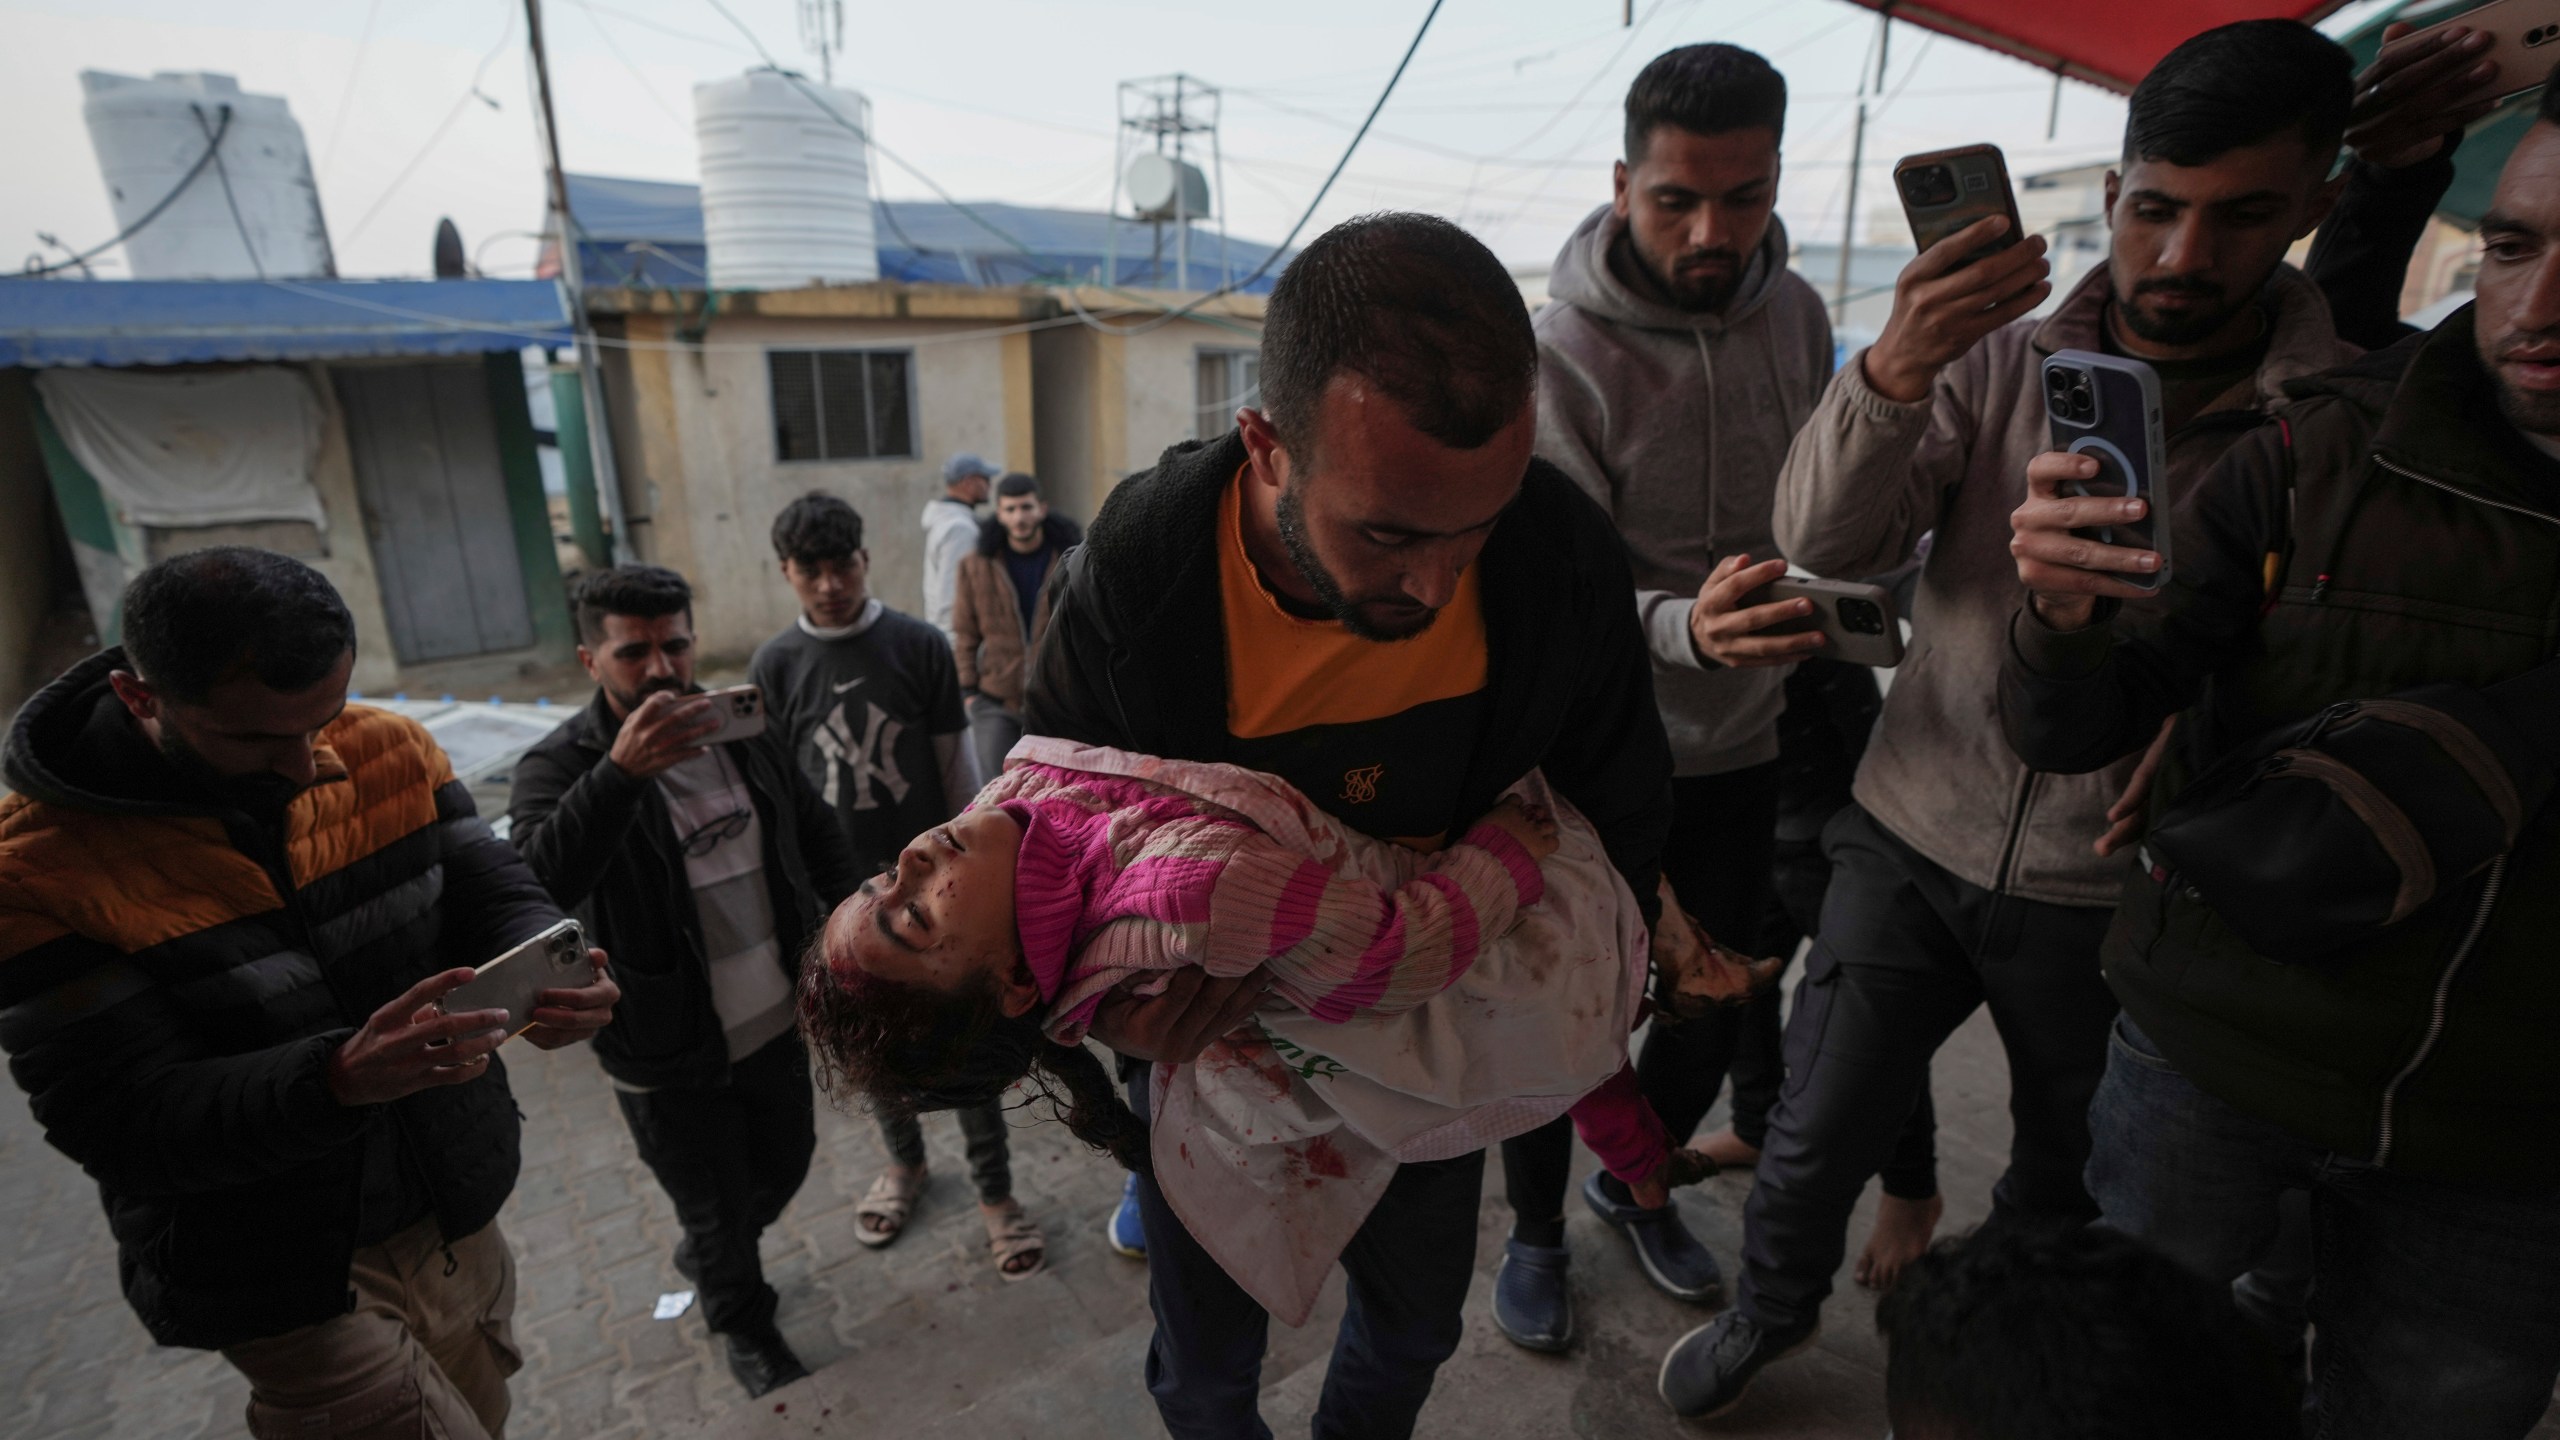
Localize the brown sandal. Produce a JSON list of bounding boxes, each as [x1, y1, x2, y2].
[[982, 1201, 1047, 1282]]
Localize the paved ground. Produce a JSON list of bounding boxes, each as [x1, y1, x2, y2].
[[8, 1003, 2556, 1439]]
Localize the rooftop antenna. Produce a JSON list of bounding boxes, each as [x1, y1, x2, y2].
[[798, 0, 843, 84], [1106, 74, 1227, 294]]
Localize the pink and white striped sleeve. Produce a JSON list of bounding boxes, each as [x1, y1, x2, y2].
[[1205, 820, 1547, 1023]]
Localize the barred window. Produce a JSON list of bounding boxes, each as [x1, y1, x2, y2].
[[769, 349, 917, 462], [1194, 347, 1262, 441]]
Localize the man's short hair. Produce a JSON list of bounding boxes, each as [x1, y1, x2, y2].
[[1878, 1225, 2295, 1440], [120, 546, 355, 704], [574, 564, 692, 646], [1257, 212, 1536, 459], [2125, 20, 2353, 169], [770, 490, 865, 567], [1624, 44, 1787, 161], [994, 472, 1040, 501]]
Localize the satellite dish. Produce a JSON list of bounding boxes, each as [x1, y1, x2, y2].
[[1125, 152, 1210, 222]]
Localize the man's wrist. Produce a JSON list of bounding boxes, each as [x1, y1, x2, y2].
[[1860, 344, 1932, 406], [2029, 591, 2100, 633]]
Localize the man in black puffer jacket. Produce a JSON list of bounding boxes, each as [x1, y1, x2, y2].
[[508, 565, 858, 1398], [0, 549, 616, 1440], [2000, 90, 2560, 1439]]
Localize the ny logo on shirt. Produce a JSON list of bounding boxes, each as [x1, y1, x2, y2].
[[1341, 764, 1384, 805], [813, 699, 909, 811]]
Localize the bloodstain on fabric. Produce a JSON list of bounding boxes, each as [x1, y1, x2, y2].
[[1302, 1134, 1349, 1179]]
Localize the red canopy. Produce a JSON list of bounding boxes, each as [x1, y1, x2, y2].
[[1841, 0, 2355, 93]]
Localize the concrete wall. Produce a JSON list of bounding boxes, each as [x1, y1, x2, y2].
[[299, 362, 405, 695], [603, 310, 1030, 665], [0, 373, 57, 708], [1030, 306, 1264, 522]]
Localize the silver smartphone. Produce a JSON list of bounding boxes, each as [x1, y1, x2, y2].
[[694, 684, 766, 745], [1750, 577, 1906, 668], [440, 919, 588, 1042], [2043, 349, 2172, 593]]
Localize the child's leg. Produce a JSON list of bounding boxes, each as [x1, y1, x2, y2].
[[1567, 1062, 1672, 1196]]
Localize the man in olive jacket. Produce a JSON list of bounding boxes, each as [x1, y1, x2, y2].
[[509, 565, 859, 1398], [2000, 93, 2560, 1440]]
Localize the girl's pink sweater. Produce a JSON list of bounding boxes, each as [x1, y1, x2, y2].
[[998, 763, 1670, 1185]]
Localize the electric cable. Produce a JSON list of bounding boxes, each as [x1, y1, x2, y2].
[[339, 5, 517, 248], [193, 102, 266, 279], [10, 104, 234, 279]]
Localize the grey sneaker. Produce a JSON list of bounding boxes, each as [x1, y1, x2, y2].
[[1658, 1309, 1819, 1419]]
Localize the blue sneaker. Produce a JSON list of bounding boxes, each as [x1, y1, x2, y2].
[[1105, 1173, 1147, 1259], [1583, 1171, 1723, 1304], [1493, 1237, 1573, 1352]]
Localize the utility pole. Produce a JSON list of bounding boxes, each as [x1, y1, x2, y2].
[[1833, 12, 1890, 327], [525, 0, 628, 563]]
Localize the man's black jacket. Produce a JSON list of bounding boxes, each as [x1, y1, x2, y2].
[[508, 688, 860, 1089], [1024, 430, 1673, 922]]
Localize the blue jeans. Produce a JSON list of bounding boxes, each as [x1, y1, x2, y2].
[[2090, 1016, 2560, 1440], [1129, 1067, 1483, 1440]]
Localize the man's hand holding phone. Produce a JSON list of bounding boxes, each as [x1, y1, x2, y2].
[[2010, 450, 2165, 631], [607, 690, 719, 781], [326, 967, 512, 1106], [1689, 555, 1826, 668], [1865, 218, 2052, 405], [522, 948, 619, 1051], [2348, 21, 2501, 170]]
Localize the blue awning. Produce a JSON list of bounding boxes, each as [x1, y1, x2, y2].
[[0, 278, 572, 368]]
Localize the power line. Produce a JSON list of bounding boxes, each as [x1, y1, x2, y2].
[[10, 104, 236, 279], [318, 0, 385, 185], [571, 0, 690, 128], [339, 6, 517, 248], [193, 102, 266, 279]]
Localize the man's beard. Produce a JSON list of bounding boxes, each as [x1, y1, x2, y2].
[[2114, 275, 2246, 348], [1638, 239, 1746, 313], [606, 674, 688, 716], [158, 725, 305, 815], [2487, 326, 2560, 439], [1275, 479, 1437, 642]]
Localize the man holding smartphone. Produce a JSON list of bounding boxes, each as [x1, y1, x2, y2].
[[1517, 41, 1945, 1347], [1999, 88, 2560, 1437], [509, 564, 859, 1397], [1, 548, 617, 1440], [1664, 19, 2478, 1417]]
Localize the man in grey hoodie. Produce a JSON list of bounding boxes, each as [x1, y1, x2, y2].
[[1659, 18, 2476, 1420], [1502, 42, 1943, 1353]]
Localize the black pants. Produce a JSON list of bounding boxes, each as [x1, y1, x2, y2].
[[1735, 805, 2119, 1331], [878, 1102, 1013, 1203], [612, 1034, 817, 1335], [1130, 1069, 1482, 1439]]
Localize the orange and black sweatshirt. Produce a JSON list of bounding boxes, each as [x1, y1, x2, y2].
[[0, 648, 564, 1349]]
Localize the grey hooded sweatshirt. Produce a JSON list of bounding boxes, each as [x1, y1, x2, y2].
[[1535, 204, 1834, 777]]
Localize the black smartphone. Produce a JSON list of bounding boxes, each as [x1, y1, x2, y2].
[[1894, 144, 2023, 265], [1745, 577, 1906, 668], [2042, 349, 2171, 593]]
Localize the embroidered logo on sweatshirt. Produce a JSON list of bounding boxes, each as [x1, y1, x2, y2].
[[1340, 764, 1384, 805]]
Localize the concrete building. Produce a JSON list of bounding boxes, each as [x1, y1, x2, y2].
[[557, 175, 1281, 666], [0, 278, 577, 708]]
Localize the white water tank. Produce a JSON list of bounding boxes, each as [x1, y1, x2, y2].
[[80, 71, 335, 280], [694, 69, 877, 289]]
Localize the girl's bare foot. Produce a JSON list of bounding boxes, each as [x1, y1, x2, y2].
[[1853, 1192, 1944, 1291], [855, 1163, 926, 1246], [1694, 1126, 1762, 1170]]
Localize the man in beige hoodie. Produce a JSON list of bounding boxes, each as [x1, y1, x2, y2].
[[1660, 18, 2482, 1419]]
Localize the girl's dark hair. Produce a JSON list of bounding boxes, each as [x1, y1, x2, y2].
[[796, 942, 1150, 1175]]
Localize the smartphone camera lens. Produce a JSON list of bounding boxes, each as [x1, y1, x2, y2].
[[1836, 598, 1887, 636], [1896, 164, 1959, 208]]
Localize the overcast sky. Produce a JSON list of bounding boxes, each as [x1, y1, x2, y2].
[[0, 0, 2374, 283]]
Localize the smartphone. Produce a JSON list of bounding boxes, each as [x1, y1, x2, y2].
[[1749, 577, 1906, 668], [1893, 144, 2023, 263], [2404, 0, 2560, 102], [2043, 349, 2172, 594], [694, 684, 766, 745], [441, 919, 588, 1042]]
